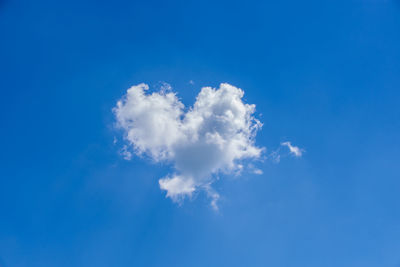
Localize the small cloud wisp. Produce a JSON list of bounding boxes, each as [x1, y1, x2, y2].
[[281, 141, 304, 157]]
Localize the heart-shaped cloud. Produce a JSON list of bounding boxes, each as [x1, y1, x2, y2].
[[114, 83, 263, 209]]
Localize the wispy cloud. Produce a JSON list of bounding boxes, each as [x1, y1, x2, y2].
[[281, 141, 304, 157], [119, 145, 132, 160], [248, 163, 263, 175], [114, 83, 263, 208], [252, 168, 263, 175]]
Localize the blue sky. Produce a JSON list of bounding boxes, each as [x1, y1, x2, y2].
[[1, 0, 400, 266]]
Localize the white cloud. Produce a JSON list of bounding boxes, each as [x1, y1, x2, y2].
[[159, 81, 172, 94], [281, 141, 304, 157], [114, 83, 263, 208], [247, 163, 263, 175], [253, 168, 263, 175], [159, 175, 196, 202], [119, 145, 132, 160], [269, 150, 281, 163], [204, 184, 220, 211]]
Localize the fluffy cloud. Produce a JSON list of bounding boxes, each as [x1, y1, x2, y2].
[[114, 83, 263, 208]]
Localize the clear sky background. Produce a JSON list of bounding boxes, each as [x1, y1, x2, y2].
[[1, 0, 400, 266]]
